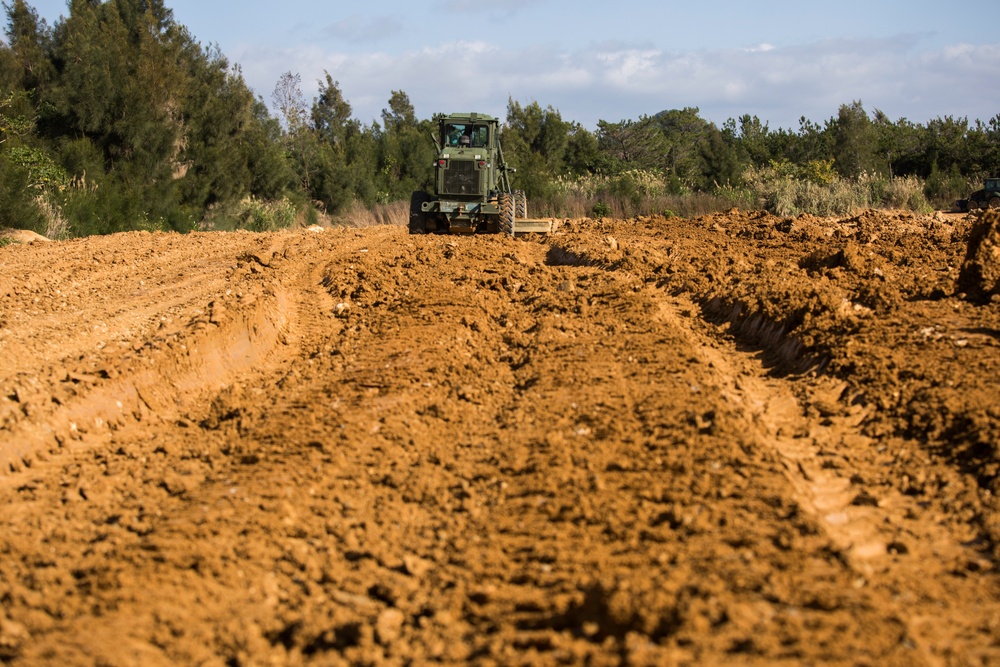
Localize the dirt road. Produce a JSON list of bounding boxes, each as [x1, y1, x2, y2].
[[1, 211, 999, 666]]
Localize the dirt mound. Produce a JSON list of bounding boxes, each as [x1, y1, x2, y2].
[[958, 210, 1000, 302], [0, 228, 49, 244], [1, 214, 999, 665]]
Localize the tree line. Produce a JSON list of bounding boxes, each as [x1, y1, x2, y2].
[[2, 0, 999, 238]]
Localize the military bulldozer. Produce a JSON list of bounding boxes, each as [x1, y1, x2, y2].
[[959, 178, 1000, 212], [409, 112, 551, 236]]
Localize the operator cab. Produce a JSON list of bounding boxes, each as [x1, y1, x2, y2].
[[444, 122, 490, 149]]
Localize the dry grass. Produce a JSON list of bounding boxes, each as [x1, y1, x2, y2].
[[729, 167, 935, 217], [333, 200, 408, 228], [534, 189, 746, 219], [37, 197, 70, 240]]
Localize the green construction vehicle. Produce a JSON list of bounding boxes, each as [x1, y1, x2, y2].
[[409, 112, 550, 236], [960, 178, 1000, 212]]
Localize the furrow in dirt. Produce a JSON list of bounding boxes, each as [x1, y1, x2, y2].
[[546, 219, 1000, 665], [2, 213, 999, 666], [676, 305, 999, 667]]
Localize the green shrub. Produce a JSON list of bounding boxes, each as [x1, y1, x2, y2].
[[4, 145, 69, 190], [198, 196, 298, 232], [239, 196, 298, 232], [924, 164, 970, 210], [56, 182, 136, 236], [592, 201, 611, 218], [0, 156, 46, 232], [883, 175, 931, 211]]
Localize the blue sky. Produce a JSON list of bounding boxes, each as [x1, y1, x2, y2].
[[22, 0, 1000, 131]]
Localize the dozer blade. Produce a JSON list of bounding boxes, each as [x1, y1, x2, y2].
[[512, 218, 556, 234]]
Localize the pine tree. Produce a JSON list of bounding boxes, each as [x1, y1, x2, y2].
[[377, 91, 434, 201], [503, 100, 573, 199], [831, 100, 877, 179], [3, 0, 54, 91], [310, 73, 359, 213]]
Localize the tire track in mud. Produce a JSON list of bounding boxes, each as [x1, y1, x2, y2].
[[23, 231, 922, 663], [0, 232, 260, 377], [0, 228, 405, 665], [497, 243, 920, 664], [545, 229, 1000, 666], [1, 232, 267, 473], [668, 303, 1000, 667], [0, 229, 367, 476], [2, 224, 999, 665]]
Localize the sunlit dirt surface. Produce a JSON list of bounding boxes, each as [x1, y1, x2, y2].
[[1, 211, 999, 666]]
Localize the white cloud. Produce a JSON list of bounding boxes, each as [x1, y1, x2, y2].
[[435, 0, 541, 18], [324, 15, 404, 43], [595, 49, 663, 87], [234, 34, 1000, 131]]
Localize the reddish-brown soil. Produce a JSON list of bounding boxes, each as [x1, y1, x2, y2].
[[1, 210, 999, 666]]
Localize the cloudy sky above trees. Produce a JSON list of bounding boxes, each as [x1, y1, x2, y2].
[[27, 0, 1000, 130]]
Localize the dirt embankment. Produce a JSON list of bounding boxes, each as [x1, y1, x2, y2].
[[1, 211, 999, 666]]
